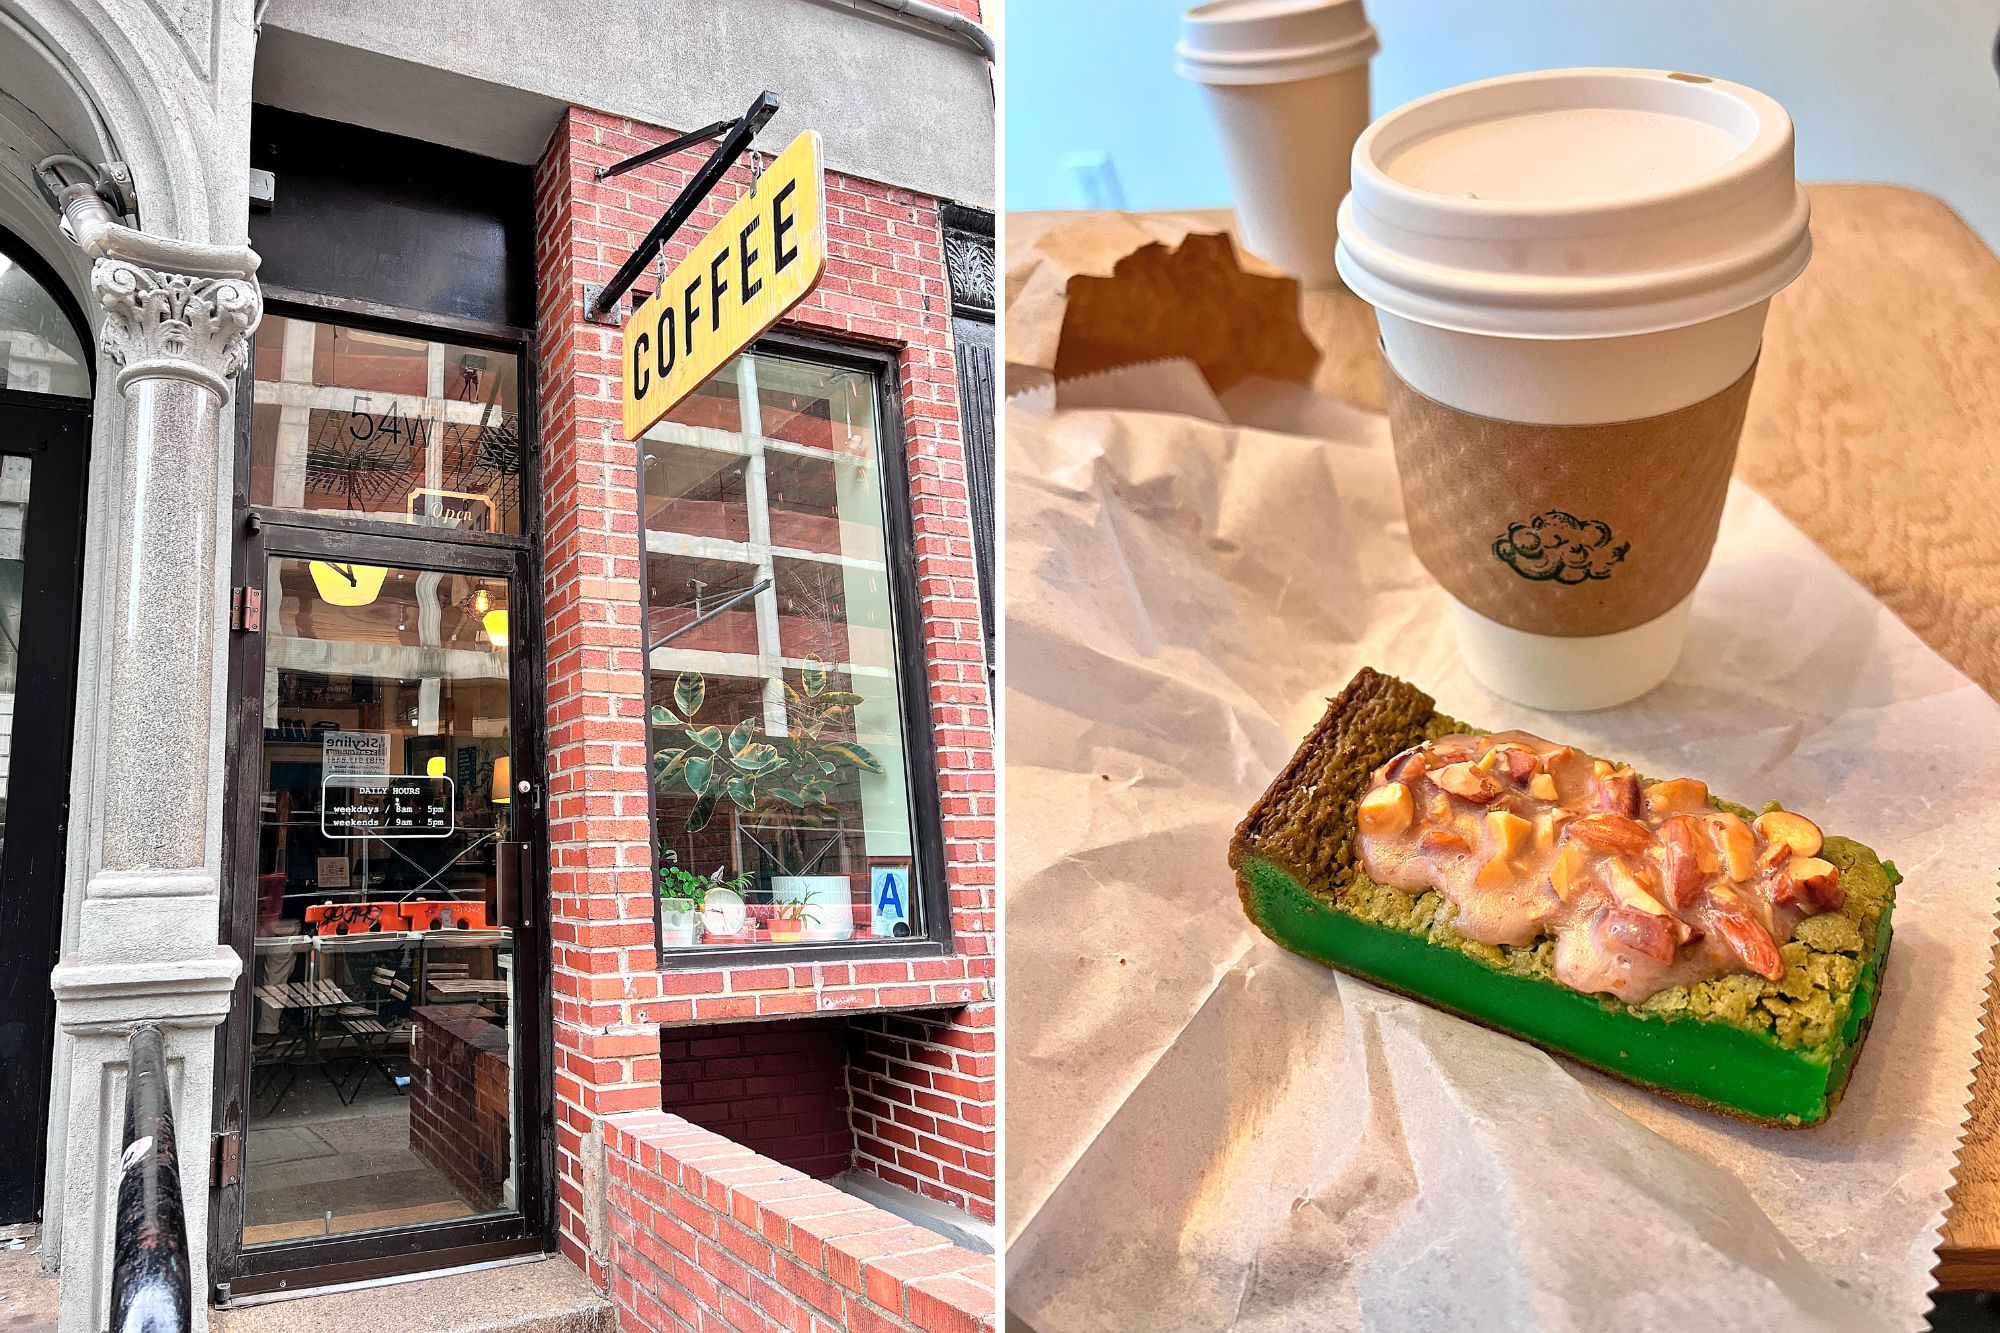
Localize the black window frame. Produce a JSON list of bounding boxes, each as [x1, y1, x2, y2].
[[642, 327, 955, 969]]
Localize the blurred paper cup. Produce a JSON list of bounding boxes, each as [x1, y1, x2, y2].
[[1336, 68, 1812, 710], [1177, 0, 1377, 287]]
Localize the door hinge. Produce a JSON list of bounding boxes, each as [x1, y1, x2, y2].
[[230, 586, 262, 633], [212, 1128, 241, 1188]]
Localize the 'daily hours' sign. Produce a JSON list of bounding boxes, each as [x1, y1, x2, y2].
[[621, 129, 827, 440]]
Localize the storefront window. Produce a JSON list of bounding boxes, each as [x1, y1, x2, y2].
[[248, 314, 524, 533], [642, 350, 924, 951]]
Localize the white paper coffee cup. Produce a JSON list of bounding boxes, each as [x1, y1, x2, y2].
[[1335, 68, 1812, 710], [1177, 0, 1378, 287]]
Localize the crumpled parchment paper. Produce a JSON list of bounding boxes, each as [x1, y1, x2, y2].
[[1002, 359, 2000, 1333]]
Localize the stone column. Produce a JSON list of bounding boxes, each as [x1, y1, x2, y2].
[[49, 249, 259, 1333]]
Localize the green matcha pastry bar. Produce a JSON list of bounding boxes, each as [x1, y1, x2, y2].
[[1229, 667, 1897, 1126]]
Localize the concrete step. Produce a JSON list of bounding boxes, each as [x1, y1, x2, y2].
[[0, 1234, 61, 1333], [213, 1256, 613, 1333]]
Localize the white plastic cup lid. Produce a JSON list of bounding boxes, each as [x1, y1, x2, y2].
[[1176, 0, 1378, 86], [1335, 68, 1812, 339]]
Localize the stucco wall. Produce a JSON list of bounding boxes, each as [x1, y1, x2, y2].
[[256, 0, 995, 206]]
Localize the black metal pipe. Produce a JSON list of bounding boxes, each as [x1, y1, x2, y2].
[[109, 1024, 191, 1333], [588, 90, 780, 321]]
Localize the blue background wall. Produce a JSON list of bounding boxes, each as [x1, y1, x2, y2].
[[1004, 0, 2000, 248]]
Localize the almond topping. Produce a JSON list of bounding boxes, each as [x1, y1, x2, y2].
[[1549, 843, 1591, 900], [1357, 782, 1414, 837], [1380, 746, 1428, 785], [1434, 762, 1501, 803], [1565, 813, 1655, 856], [1594, 769, 1640, 816], [1783, 856, 1843, 911], [1754, 810, 1823, 859], [1643, 778, 1711, 817], [1711, 812, 1757, 882], [1660, 816, 1706, 908], [1606, 860, 1670, 916], [1533, 810, 1560, 853], [1486, 810, 1532, 860]]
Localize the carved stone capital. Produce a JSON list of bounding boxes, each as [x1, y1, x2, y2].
[[93, 258, 262, 397]]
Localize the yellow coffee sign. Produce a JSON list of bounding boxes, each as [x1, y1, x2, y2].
[[622, 130, 827, 439]]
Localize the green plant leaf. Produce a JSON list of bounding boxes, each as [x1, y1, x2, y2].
[[674, 670, 705, 719], [724, 775, 756, 810], [652, 748, 689, 783], [802, 660, 827, 696], [766, 787, 805, 807], [783, 681, 805, 711], [650, 704, 677, 729], [686, 725, 723, 752], [818, 691, 865, 707], [687, 784, 720, 833], [730, 743, 780, 775], [726, 717, 756, 758], [684, 755, 713, 796], [818, 758, 837, 775]]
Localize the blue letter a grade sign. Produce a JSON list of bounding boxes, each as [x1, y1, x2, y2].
[[871, 865, 910, 937]]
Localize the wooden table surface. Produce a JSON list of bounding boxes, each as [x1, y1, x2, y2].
[[1220, 184, 2000, 1287]]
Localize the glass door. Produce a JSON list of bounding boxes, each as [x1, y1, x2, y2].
[[213, 522, 546, 1295]]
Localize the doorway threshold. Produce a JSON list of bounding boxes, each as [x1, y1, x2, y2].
[[212, 1253, 610, 1332]]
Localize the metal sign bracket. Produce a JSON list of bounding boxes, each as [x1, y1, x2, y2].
[[585, 90, 780, 323]]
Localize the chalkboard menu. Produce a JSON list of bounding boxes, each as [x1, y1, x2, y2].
[[321, 775, 455, 838]]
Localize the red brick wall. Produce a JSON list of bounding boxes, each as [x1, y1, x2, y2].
[[603, 1112, 994, 1333], [847, 1012, 995, 1219], [662, 1020, 854, 1179], [533, 99, 997, 1286]]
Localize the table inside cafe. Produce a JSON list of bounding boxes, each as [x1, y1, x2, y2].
[[1127, 184, 2000, 1288]]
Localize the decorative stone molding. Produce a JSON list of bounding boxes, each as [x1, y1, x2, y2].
[[93, 257, 261, 397], [941, 203, 995, 318], [943, 229, 994, 315]]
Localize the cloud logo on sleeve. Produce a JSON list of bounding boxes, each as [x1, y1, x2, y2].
[[1493, 510, 1630, 584]]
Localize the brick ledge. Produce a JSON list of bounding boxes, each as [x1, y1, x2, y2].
[[602, 1111, 995, 1332]]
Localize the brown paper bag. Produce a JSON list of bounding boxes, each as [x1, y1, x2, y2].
[[1005, 211, 1320, 400]]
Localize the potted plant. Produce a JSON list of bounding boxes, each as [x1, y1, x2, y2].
[[651, 662, 884, 942], [657, 864, 706, 947], [768, 894, 821, 944]]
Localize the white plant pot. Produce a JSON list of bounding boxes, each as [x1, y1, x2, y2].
[[660, 898, 700, 948], [772, 874, 854, 943]]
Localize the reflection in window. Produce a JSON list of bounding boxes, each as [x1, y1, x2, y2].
[[249, 315, 524, 534], [0, 457, 31, 858], [0, 249, 88, 398], [642, 352, 920, 950]]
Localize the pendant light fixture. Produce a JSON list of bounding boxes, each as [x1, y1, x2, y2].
[[309, 560, 388, 607]]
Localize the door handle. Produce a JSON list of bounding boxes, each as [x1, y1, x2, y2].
[[489, 841, 533, 929]]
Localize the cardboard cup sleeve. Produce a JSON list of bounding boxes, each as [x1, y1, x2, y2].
[[1384, 357, 1757, 638]]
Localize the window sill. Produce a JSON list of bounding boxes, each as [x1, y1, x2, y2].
[[656, 936, 955, 972]]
